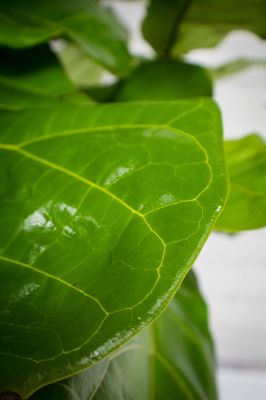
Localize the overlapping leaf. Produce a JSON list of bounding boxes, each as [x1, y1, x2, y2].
[[114, 60, 212, 101], [88, 59, 212, 104], [0, 99, 227, 397], [54, 42, 105, 89], [0, 45, 92, 109], [0, 0, 132, 76], [30, 271, 217, 400], [142, 0, 189, 57], [216, 134, 266, 231], [143, 0, 266, 55]]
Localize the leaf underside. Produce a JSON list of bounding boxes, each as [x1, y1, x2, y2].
[[0, 99, 227, 397], [0, 0, 132, 76], [30, 271, 217, 400]]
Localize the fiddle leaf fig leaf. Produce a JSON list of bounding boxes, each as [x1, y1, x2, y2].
[[142, 0, 190, 57], [0, 0, 132, 76], [0, 45, 93, 109], [53, 42, 105, 89], [30, 271, 217, 400], [216, 134, 266, 231], [173, 0, 266, 54], [0, 99, 227, 397], [143, 0, 266, 55], [114, 60, 212, 102], [210, 58, 266, 80]]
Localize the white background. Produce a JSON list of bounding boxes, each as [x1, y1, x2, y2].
[[107, 1, 266, 398]]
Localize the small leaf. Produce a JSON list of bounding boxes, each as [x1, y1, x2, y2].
[[0, 100, 227, 397], [210, 58, 266, 80], [216, 134, 266, 231], [0, 0, 132, 76], [114, 60, 212, 101], [30, 271, 217, 400], [142, 0, 190, 57]]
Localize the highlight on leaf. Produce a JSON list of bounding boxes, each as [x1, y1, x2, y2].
[[0, 100, 227, 397]]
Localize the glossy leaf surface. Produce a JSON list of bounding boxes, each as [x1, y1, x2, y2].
[[115, 60, 212, 102], [0, 0, 132, 76], [0, 46, 92, 109], [216, 134, 266, 231], [143, 0, 266, 55], [30, 271, 217, 400], [0, 100, 227, 397]]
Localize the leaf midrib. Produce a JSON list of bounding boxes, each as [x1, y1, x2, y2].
[[0, 119, 211, 312], [0, 143, 168, 317]]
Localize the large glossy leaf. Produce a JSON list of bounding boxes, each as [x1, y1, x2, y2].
[[0, 99, 227, 397], [0, 0, 132, 76], [0, 45, 92, 109], [216, 134, 266, 231], [114, 60, 212, 102], [30, 271, 217, 400], [143, 0, 266, 55]]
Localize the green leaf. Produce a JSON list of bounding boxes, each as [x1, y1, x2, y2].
[[216, 134, 266, 231], [210, 58, 266, 80], [114, 60, 212, 101], [142, 0, 190, 57], [172, 0, 266, 54], [54, 42, 105, 89], [0, 99, 227, 397], [0, 0, 132, 76], [30, 271, 217, 400], [86, 82, 121, 104], [143, 0, 266, 55], [0, 45, 93, 109]]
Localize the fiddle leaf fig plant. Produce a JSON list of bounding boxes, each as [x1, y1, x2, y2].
[[29, 271, 217, 400], [0, 0, 265, 399], [0, 99, 227, 397]]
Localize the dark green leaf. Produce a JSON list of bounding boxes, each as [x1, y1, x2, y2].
[[172, 0, 266, 54], [0, 45, 73, 97], [143, 0, 266, 55], [216, 134, 266, 231], [0, 0, 132, 76], [142, 0, 190, 57], [114, 60, 212, 101], [86, 82, 121, 103], [30, 271, 217, 400], [0, 100, 227, 397], [0, 45, 92, 109]]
